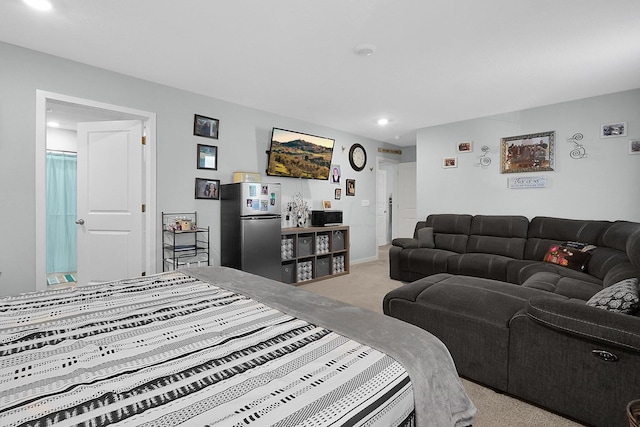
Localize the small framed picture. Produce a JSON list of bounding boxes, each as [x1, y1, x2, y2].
[[443, 156, 458, 168], [194, 114, 219, 139], [600, 121, 627, 138], [335, 188, 341, 200], [323, 200, 332, 209], [330, 164, 341, 184], [630, 139, 640, 155], [456, 141, 473, 153], [346, 179, 356, 196], [195, 178, 220, 200], [197, 144, 218, 170]]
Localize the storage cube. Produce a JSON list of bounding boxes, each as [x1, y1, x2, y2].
[[281, 262, 296, 284], [297, 234, 314, 257], [333, 230, 345, 251], [316, 256, 331, 277]]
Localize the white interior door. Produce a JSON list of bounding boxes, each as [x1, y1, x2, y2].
[[76, 120, 143, 285], [397, 162, 417, 238], [376, 170, 388, 246]]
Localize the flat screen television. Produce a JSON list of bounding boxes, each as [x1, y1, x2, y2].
[[267, 128, 335, 180]]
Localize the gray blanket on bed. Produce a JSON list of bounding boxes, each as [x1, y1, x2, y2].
[[184, 266, 476, 427]]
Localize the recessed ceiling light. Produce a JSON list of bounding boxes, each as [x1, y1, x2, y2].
[[47, 121, 60, 128], [23, 0, 52, 11], [377, 118, 389, 126], [354, 44, 377, 56]]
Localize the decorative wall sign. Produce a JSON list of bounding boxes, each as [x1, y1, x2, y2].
[[378, 147, 402, 155], [600, 121, 626, 138], [501, 131, 555, 173], [567, 133, 587, 159], [507, 176, 547, 189]]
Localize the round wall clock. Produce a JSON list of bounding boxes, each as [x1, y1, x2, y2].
[[349, 143, 367, 171]]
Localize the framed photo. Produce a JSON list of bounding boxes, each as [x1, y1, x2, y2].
[[456, 141, 473, 153], [330, 164, 341, 184], [630, 139, 640, 155], [442, 156, 458, 168], [346, 179, 356, 196], [194, 114, 219, 139], [323, 200, 332, 209], [335, 188, 342, 200], [195, 178, 220, 200], [600, 121, 627, 138], [197, 144, 218, 170], [501, 131, 555, 174]]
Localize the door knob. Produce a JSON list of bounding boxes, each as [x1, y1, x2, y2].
[[75, 219, 85, 225]]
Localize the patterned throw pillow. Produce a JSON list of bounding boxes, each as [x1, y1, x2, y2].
[[586, 278, 640, 314]]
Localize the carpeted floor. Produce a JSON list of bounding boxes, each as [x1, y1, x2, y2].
[[300, 245, 585, 427]]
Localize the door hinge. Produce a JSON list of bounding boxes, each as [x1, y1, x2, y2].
[[141, 204, 146, 213], [141, 136, 146, 145]]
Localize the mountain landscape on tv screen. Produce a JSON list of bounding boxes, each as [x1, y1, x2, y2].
[[268, 138, 333, 179]]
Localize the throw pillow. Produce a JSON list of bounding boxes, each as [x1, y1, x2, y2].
[[417, 227, 435, 248], [586, 278, 640, 314], [543, 242, 594, 272]]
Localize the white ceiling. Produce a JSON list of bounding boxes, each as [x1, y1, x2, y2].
[[2, 0, 640, 146]]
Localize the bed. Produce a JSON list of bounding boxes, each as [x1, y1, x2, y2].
[[0, 266, 475, 426]]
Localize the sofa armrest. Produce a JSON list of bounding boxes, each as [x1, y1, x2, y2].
[[525, 296, 640, 352], [391, 237, 418, 249]]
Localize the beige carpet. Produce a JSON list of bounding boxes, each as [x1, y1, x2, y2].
[[300, 246, 585, 427]]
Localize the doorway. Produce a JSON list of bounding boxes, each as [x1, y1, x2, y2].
[[376, 157, 398, 247], [35, 91, 157, 290]]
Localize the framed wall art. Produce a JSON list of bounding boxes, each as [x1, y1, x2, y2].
[[195, 178, 220, 200], [442, 156, 458, 168], [346, 179, 355, 196], [197, 144, 218, 170], [600, 121, 626, 138], [630, 139, 640, 155], [323, 200, 332, 209], [335, 188, 342, 199], [194, 114, 219, 139], [501, 131, 555, 174], [456, 141, 473, 153]]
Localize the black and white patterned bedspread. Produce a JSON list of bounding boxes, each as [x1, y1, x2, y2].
[[0, 271, 414, 426]]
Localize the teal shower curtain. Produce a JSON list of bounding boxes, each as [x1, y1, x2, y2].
[[46, 152, 77, 274]]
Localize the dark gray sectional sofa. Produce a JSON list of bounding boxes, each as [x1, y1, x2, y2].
[[384, 214, 640, 427]]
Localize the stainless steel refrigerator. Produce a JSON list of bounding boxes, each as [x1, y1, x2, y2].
[[220, 182, 282, 280]]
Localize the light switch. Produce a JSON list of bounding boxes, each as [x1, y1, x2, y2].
[[361, 200, 370, 207]]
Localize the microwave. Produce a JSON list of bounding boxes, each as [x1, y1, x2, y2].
[[311, 210, 343, 226]]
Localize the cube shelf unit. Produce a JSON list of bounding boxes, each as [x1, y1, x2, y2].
[[162, 212, 210, 271], [280, 225, 349, 284]]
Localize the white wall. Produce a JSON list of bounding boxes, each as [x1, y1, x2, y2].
[[0, 41, 403, 296], [415, 89, 640, 222]]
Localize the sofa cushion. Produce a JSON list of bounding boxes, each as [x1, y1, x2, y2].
[[425, 214, 472, 253], [525, 217, 609, 261], [397, 248, 453, 279], [447, 253, 513, 282], [522, 272, 603, 300], [417, 227, 435, 248], [586, 278, 640, 314]]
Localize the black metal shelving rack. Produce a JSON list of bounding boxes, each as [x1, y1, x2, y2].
[[162, 212, 210, 271]]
